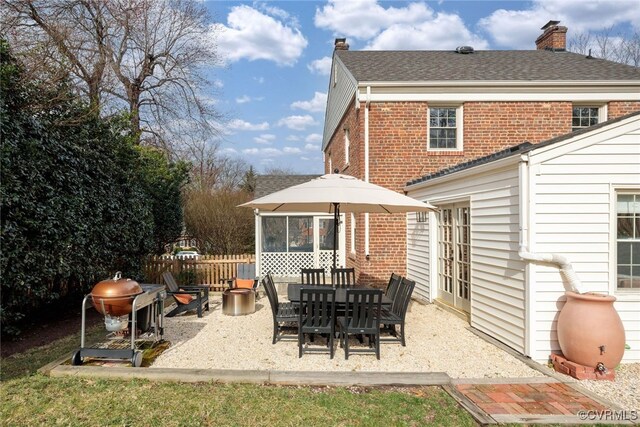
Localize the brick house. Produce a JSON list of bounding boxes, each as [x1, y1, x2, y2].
[[322, 21, 640, 292]]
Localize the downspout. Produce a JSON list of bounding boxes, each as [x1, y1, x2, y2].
[[518, 154, 585, 293], [364, 86, 371, 258]]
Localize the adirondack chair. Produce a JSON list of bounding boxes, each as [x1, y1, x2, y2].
[[162, 271, 209, 318], [225, 263, 259, 295]]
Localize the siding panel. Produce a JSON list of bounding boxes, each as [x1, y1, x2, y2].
[[408, 166, 526, 353], [531, 122, 640, 362]]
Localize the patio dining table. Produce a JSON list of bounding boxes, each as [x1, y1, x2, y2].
[[287, 283, 393, 307]]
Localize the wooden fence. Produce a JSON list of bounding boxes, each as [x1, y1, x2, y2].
[[143, 254, 256, 289]]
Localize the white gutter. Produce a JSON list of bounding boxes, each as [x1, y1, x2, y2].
[[518, 155, 585, 294], [358, 80, 640, 88], [364, 86, 370, 257]]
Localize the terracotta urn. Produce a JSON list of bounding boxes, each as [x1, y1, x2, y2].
[[556, 291, 625, 369]]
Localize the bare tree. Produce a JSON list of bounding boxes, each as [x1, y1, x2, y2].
[[568, 26, 640, 66], [183, 189, 254, 255], [2, 0, 222, 145], [178, 139, 249, 192]]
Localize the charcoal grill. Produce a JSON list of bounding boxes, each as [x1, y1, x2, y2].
[[72, 282, 166, 367]]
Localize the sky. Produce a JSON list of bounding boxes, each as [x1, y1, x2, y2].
[[203, 0, 639, 174]]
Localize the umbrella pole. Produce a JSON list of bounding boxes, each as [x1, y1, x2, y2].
[[333, 203, 339, 270]]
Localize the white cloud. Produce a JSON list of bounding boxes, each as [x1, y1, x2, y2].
[[478, 0, 640, 49], [283, 147, 302, 154], [236, 95, 264, 104], [307, 56, 332, 75], [286, 135, 301, 141], [254, 76, 265, 84], [254, 134, 276, 144], [215, 5, 308, 66], [305, 143, 320, 151], [305, 133, 322, 143], [314, 0, 432, 40], [220, 147, 238, 154], [212, 79, 224, 88], [366, 13, 489, 50], [242, 147, 283, 157], [315, 1, 487, 51], [228, 119, 270, 131], [291, 92, 327, 113], [277, 115, 317, 131]]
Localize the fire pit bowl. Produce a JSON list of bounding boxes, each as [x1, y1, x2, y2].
[[90, 272, 143, 317], [222, 288, 255, 316]]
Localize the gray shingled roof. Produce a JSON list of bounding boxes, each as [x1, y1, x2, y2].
[[406, 110, 640, 188], [336, 50, 640, 82], [254, 174, 321, 198]]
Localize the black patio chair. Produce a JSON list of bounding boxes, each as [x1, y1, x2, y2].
[[263, 273, 298, 344], [337, 288, 383, 359], [298, 287, 336, 358], [379, 277, 415, 346], [385, 273, 402, 301], [162, 271, 209, 318], [301, 268, 326, 286], [331, 267, 356, 288]]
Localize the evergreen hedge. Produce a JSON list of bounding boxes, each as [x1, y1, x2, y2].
[[0, 40, 187, 336]]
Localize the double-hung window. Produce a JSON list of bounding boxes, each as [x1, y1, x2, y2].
[[428, 106, 462, 150], [572, 105, 606, 132], [617, 193, 640, 290]]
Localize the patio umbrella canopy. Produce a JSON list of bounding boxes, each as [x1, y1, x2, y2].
[[240, 174, 437, 268]]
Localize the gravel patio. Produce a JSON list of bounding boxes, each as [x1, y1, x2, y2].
[[151, 293, 640, 411], [152, 294, 543, 378]]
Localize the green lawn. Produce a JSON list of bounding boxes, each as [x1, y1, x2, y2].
[[0, 328, 476, 427]]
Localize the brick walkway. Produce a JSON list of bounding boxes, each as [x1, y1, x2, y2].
[[456, 382, 607, 416]]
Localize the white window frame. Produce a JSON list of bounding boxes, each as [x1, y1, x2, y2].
[[427, 104, 463, 152], [328, 155, 332, 174], [350, 213, 356, 254], [571, 103, 607, 132], [344, 128, 350, 165], [613, 189, 640, 294]]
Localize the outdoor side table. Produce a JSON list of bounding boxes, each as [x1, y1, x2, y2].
[[222, 288, 255, 316]]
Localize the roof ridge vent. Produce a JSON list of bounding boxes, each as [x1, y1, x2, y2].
[[455, 46, 474, 54]]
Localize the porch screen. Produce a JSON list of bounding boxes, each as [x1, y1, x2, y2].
[[319, 218, 338, 250], [288, 216, 314, 252], [261, 217, 286, 252]]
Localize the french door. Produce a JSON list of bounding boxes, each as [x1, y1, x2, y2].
[[438, 204, 471, 313]]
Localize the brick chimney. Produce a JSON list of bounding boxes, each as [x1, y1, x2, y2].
[[334, 38, 349, 51], [535, 20, 567, 51]]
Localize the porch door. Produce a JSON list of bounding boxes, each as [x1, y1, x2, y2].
[[438, 204, 471, 313]]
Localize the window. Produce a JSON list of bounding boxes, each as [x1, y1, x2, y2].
[[572, 106, 604, 132], [344, 128, 350, 164], [350, 213, 356, 254], [319, 218, 338, 250], [428, 106, 462, 150], [261, 216, 315, 253], [288, 217, 314, 252], [262, 217, 286, 252], [328, 155, 332, 174], [617, 193, 640, 289]]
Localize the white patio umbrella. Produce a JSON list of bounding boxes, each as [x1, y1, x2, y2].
[[240, 173, 437, 269]]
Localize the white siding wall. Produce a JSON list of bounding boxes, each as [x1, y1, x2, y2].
[[530, 123, 640, 362], [407, 164, 527, 353], [322, 57, 357, 150], [407, 212, 431, 302]]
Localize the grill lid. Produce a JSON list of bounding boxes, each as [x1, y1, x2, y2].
[[91, 272, 142, 298]]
